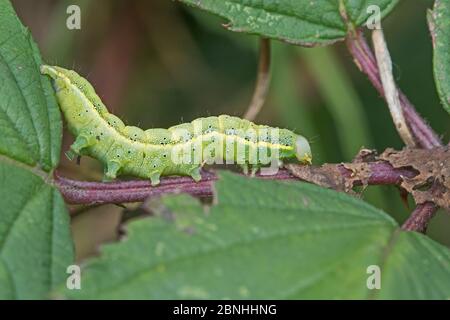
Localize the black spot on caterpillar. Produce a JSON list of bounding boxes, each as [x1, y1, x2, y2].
[[41, 65, 312, 185]]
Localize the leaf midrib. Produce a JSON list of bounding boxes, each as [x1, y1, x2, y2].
[[0, 154, 51, 181]]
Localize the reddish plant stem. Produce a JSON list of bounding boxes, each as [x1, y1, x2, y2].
[[55, 170, 295, 205], [346, 29, 442, 149], [402, 202, 437, 233], [346, 29, 443, 233], [55, 162, 416, 206], [336, 162, 416, 185]]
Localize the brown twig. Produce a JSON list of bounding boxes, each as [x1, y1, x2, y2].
[[346, 29, 442, 149], [243, 38, 271, 121], [371, 28, 416, 147], [345, 29, 444, 233]]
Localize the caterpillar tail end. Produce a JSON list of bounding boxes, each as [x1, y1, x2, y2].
[[40, 65, 54, 76], [65, 150, 76, 161], [40, 65, 61, 87]]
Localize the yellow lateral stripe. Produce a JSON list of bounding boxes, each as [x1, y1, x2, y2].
[[54, 67, 293, 152]]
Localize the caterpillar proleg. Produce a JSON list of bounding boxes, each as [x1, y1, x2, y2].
[[41, 65, 312, 185]]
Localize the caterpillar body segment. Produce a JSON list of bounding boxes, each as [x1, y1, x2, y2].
[[41, 65, 312, 185]]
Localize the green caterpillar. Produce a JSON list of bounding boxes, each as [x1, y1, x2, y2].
[[41, 65, 312, 185]]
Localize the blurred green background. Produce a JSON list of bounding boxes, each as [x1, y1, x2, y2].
[[11, 0, 449, 260]]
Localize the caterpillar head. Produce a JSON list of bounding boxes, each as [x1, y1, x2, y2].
[[294, 135, 312, 164]]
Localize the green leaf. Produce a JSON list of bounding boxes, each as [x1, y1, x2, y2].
[[0, 0, 74, 299], [62, 172, 450, 299], [0, 0, 62, 170], [0, 162, 73, 299], [429, 0, 450, 115], [178, 0, 398, 46]]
